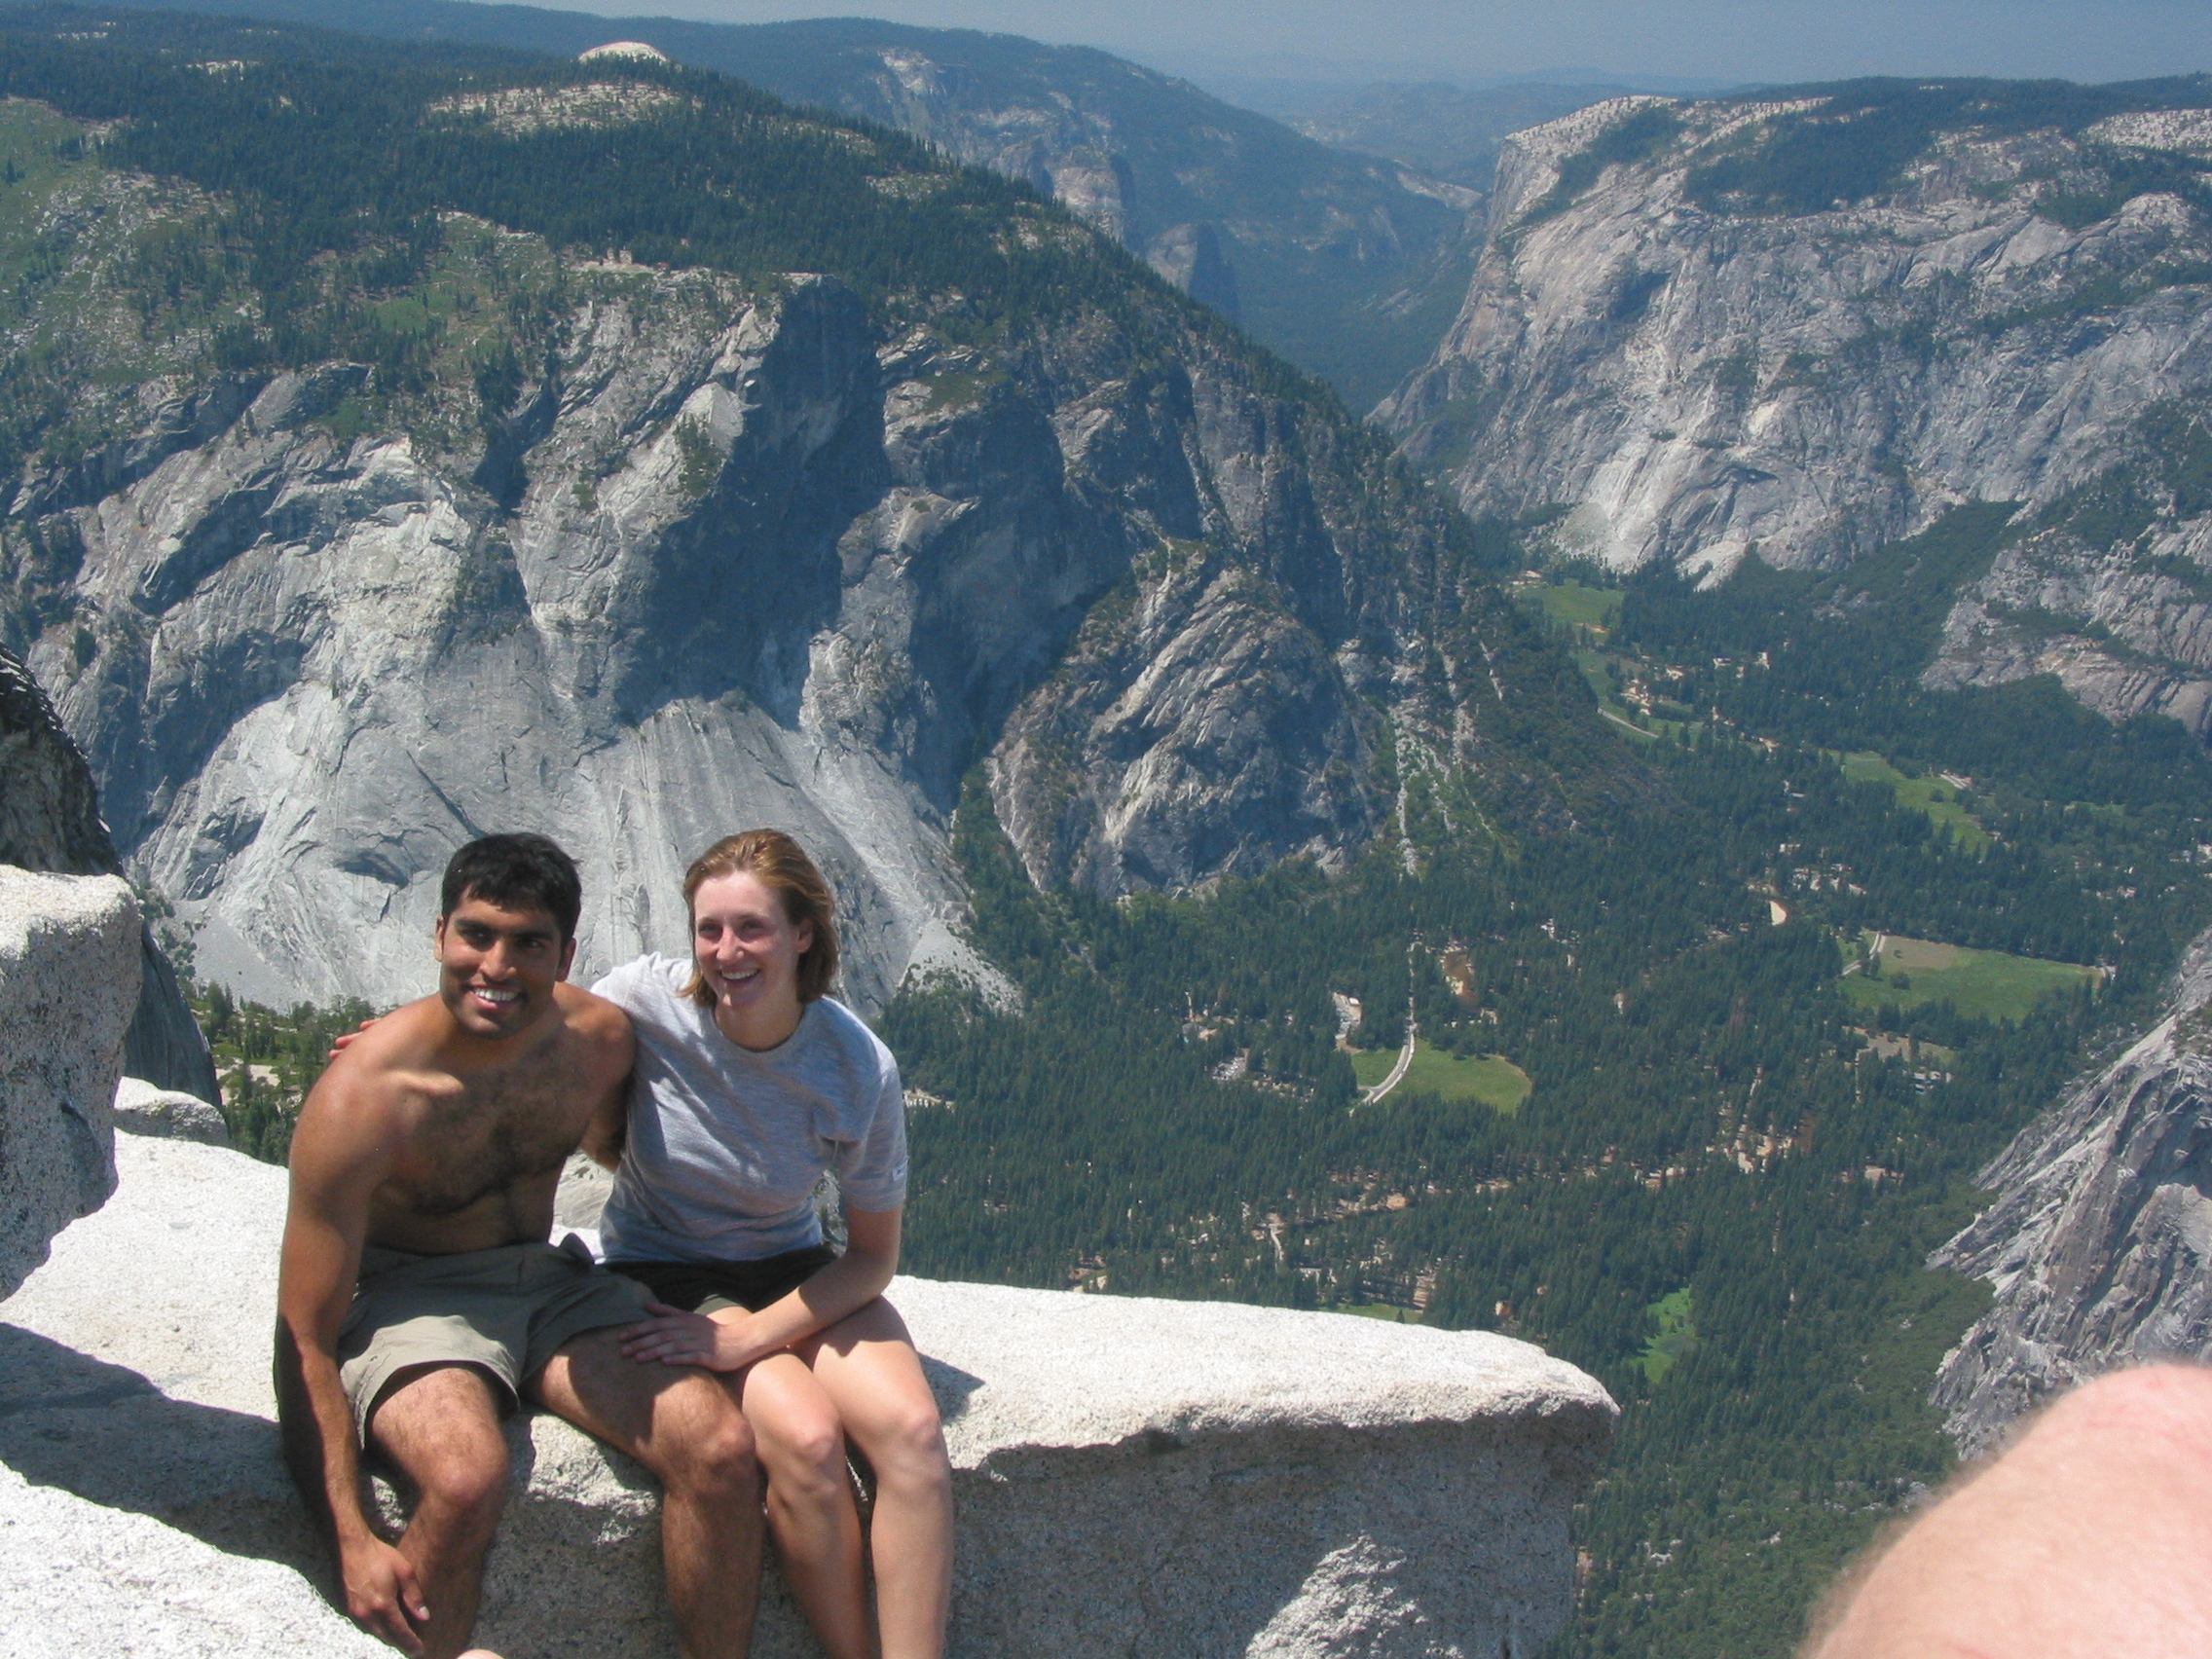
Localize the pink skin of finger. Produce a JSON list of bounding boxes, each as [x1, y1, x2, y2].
[[620, 1301, 744, 1369]]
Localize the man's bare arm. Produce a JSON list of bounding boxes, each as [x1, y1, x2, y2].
[[577, 1054, 628, 1171], [572, 990, 634, 1171], [276, 1059, 427, 1654]]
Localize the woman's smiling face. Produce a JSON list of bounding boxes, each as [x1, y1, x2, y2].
[[691, 868, 814, 1046]]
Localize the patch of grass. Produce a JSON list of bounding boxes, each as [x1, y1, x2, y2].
[[1350, 1039, 1531, 1112], [1641, 1286, 1697, 1384], [917, 370, 1002, 412], [1536, 580, 1624, 634], [1843, 930, 2101, 1022], [1838, 752, 1993, 854]]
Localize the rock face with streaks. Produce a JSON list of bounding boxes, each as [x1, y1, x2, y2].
[[0, 864, 136, 1298], [1381, 87, 2212, 738], [0, 1130, 1617, 1658], [7, 184, 1603, 1012], [1930, 923, 2212, 1455]]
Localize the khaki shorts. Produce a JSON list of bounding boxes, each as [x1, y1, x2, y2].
[[337, 1238, 650, 1446]]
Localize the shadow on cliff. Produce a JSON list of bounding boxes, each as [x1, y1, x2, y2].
[[0, 1322, 323, 1574]]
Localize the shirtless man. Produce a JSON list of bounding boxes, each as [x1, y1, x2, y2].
[[276, 833, 763, 1659]]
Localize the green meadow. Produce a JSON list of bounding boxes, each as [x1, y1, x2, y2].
[[1641, 1287, 1698, 1384], [1350, 1040, 1533, 1112], [1535, 580, 1624, 635], [1842, 931, 2101, 1022], [1838, 752, 1994, 853]]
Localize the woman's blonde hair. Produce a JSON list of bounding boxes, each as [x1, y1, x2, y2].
[[681, 829, 840, 1007]]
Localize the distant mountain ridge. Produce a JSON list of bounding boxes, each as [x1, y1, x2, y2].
[[1270, 80, 1639, 193], [166, 0, 1484, 414]]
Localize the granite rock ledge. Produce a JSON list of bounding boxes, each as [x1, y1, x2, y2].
[[0, 863, 137, 1300], [2, 1133, 1615, 1658]]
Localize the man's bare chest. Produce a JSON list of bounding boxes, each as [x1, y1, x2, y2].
[[391, 1060, 591, 1217]]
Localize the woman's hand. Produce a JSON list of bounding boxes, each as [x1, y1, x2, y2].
[[618, 1301, 764, 1372], [328, 1017, 381, 1059]]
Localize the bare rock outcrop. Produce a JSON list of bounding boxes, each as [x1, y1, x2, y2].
[[1930, 924, 2212, 1455], [1, 1133, 1616, 1657], [0, 865, 136, 1298], [112, 1076, 229, 1146], [0, 645, 215, 1099]]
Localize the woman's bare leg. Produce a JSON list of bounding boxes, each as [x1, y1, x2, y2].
[[738, 1351, 874, 1659], [799, 1300, 953, 1659]]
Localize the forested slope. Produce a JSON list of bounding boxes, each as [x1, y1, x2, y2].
[[163, 0, 1486, 412]]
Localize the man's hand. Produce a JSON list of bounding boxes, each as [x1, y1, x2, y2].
[[618, 1301, 765, 1372], [341, 1533, 430, 1655]]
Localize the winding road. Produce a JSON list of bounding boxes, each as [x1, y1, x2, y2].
[[1363, 1012, 1419, 1104]]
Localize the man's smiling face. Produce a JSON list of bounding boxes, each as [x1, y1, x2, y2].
[[433, 892, 575, 1040]]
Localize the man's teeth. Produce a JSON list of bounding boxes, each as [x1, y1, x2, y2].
[[472, 987, 520, 1003]]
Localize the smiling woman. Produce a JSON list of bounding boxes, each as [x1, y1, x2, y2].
[[587, 829, 954, 1659]]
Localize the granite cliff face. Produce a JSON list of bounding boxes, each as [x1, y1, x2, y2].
[[0, 80, 1598, 1012], [1930, 924, 2212, 1454], [0, 864, 134, 1298], [1384, 89, 2212, 571]]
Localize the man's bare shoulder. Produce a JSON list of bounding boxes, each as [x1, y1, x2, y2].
[[555, 982, 634, 1071], [297, 997, 449, 1118], [289, 996, 450, 1175], [333, 994, 453, 1074]]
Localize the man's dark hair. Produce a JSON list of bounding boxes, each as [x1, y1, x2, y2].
[[439, 833, 583, 942]]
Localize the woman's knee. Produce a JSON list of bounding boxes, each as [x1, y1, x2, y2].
[[858, 1395, 950, 1490], [756, 1404, 852, 1494]]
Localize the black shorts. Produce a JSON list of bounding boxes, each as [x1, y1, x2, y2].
[[605, 1244, 839, 1314]]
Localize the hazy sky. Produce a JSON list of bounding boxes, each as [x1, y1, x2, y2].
[[503, 1, 2212, 88]]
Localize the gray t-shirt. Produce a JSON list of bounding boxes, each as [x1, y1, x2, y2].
[[591, 954, 909, 1264]]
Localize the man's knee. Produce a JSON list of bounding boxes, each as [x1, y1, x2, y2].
[[415, 1444, 512, 1527], [653, 1377, 758, 1496], [373, 1366, 514, 1523]]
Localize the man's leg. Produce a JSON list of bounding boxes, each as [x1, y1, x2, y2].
[[798, 1300, 953, 1659], [1804, 1363, 2212, 1657], [366, 1364, 513, 1659], [737, 1351, 873, 1659], [530, 1327, 764, 1659]]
